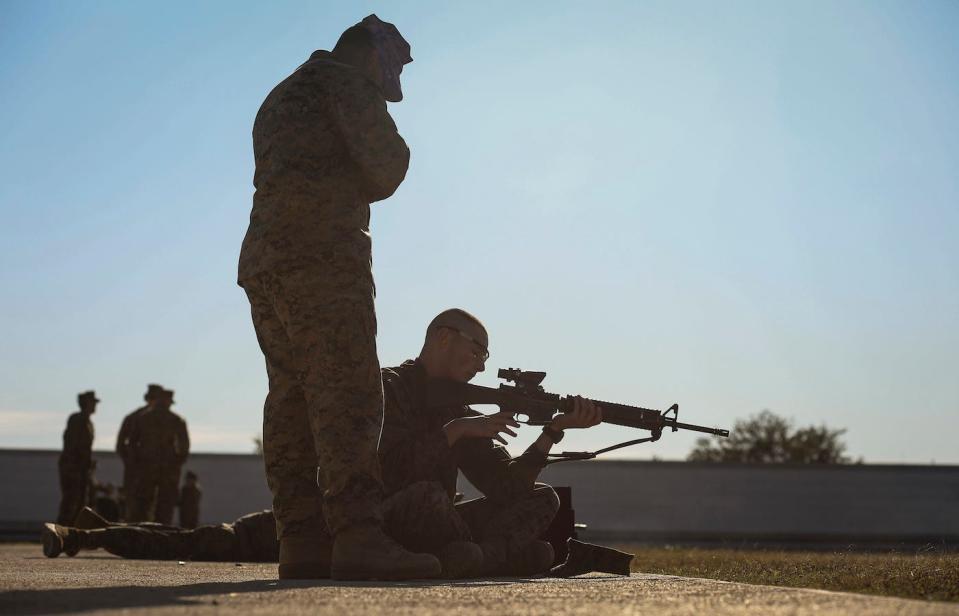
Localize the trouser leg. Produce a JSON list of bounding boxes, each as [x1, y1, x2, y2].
[[57, 468, 87, 525], [382, 481, 471, 553], [129, 473, 158, 522], [456, 484, 560, 570], [189, 525, 239, 561], [121, 465, 139, 521], [154, 470, 180, 525], [247, 275, 327, 543], [246, 269, 384, 538], [83, 526, 193, 560]]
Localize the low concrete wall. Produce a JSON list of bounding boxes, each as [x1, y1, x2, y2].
[[3, 449, 957, 545], [534, 461, 959, 544], [1, 449, 271, 536]]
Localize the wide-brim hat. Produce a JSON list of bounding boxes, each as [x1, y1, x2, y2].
[[145, 383, 164, 399], [78, 390, 100, 404]]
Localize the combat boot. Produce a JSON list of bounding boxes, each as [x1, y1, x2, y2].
[[330, 524, 441, 580], [436, 541, 484, 579], [278, 535, 332, 580], [550, 539, 634, 577], [41, 523, 79, 558], [73, 506, 110, 529]]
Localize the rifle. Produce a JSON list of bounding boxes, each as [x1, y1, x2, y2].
[[425, 367, 729, 463]]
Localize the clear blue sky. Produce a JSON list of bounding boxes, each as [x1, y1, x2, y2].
[[1, 1, 957, 463]]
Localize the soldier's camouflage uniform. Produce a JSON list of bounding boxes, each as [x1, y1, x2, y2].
[[79, 510, 278, 562], [378, 360, 561, 573], [115, 405, 148, 514], [238, 49, 409, 540], [57, 411, 94, 525], [125, 407, 190, 524]]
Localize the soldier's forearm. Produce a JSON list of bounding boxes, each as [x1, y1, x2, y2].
[[530, 432, 554, 456]]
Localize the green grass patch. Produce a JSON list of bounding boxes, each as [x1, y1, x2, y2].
[[618, 545, 959, 603]]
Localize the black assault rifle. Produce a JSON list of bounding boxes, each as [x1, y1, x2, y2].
[[425, 368, 730, 464]]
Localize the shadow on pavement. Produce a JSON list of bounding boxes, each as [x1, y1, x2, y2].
[[0, 580, 279, 614], [0, 577, 527, 614]]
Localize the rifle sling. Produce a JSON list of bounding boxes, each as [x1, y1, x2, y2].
[[544, 432, 662, 465]]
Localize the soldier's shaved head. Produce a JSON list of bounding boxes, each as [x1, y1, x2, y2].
[[425, 308, 487, 348], [419, 309, 489, 382]]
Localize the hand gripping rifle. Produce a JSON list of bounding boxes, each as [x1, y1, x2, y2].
[[425, 368, 730, 464]]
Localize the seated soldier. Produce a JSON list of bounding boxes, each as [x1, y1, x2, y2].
[[41, 506, 278, 563], [377, 308, 603, 577]]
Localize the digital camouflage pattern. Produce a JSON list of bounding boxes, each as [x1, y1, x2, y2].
[[244, 270, 383, 537], [379, 361, 560, 573], [383, 480, 559, 574], [125, 407, 190, 524], [57, 411, 94, 525], [73, 510, 278, 562], [238, 47, 409, 540], [238, 49, 409, 284]]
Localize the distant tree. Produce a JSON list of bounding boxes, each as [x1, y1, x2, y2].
[[253, 436, 263, 456], [687, 410, 851, 464]]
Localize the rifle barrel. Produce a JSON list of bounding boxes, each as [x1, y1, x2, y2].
[[669, 421, 729, 437], [589, 399, 729, 437]]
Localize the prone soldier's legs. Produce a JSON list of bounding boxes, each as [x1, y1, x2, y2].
[[75, 526, 193, 560], [45, 523, 237, 561], [189, 524, 240, 561]]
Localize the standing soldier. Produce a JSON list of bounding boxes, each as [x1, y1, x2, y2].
[[126, 389, 189, 524], [57, 391, 97, 524], [237, 15, 439, 580], [178, 470, 202, 529], [116, 383, 163, 520]]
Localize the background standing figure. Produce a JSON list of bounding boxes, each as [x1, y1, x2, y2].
[[178, 470, 202, 529], [125, 388, 190, 524], [237, 14, 439, 580], [116, 383, 163, 520], [56, 391, 97, 525]]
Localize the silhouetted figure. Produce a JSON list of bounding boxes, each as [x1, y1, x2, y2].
[[56, 391, 97, 524], [237, 14, 439, 581], [125, 388, 189, 524], [178, 470, 202, 529], [116, 383, 163, 518]]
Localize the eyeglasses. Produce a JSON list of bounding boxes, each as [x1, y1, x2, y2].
[[444, 326, 490, 362]]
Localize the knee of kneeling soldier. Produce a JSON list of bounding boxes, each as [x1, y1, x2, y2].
[[531, 483, 560, 516]]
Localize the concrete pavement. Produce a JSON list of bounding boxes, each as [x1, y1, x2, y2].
[[2, 544, 957, 615]]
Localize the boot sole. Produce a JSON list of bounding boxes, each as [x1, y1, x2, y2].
[[41, 523, 62, 558]]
